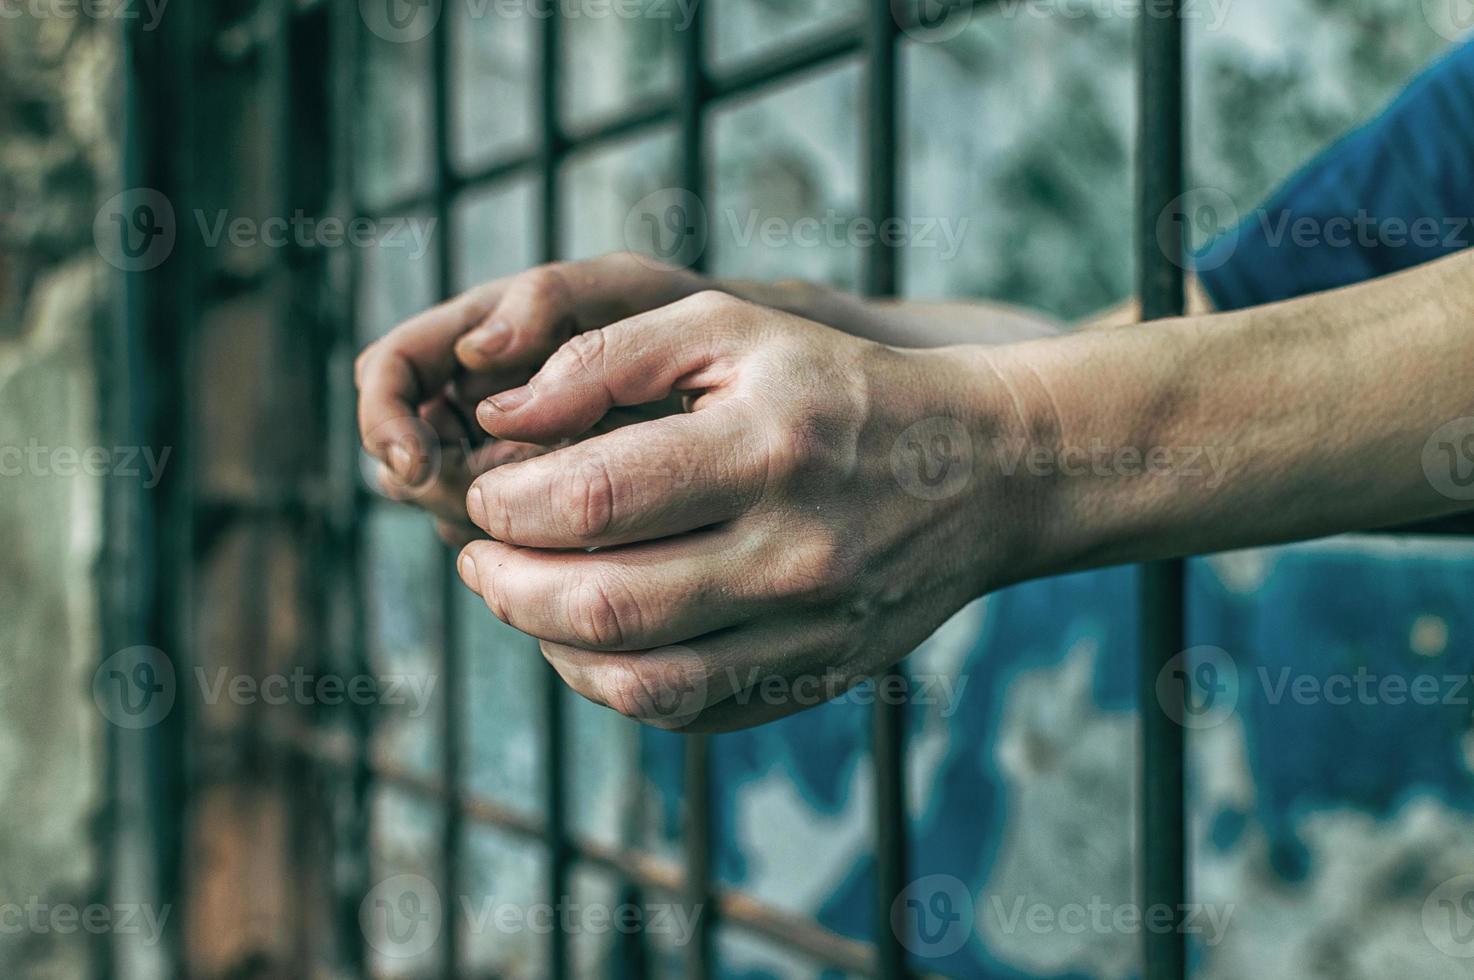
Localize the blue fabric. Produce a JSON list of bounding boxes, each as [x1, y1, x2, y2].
[[1198, 40, 1474, 310]]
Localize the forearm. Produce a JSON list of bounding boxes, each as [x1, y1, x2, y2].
[[718, 276, 1063, 346], [974, 248, 1474, 583]]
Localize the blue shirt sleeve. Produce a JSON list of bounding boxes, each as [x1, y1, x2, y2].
[[1197, 40, 1474, 311]]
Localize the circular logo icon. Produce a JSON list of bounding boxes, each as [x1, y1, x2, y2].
[[359, 415, 444, 502], [891, 874, 974, 958], [361, 873, 443, 959], [1422, 418, 1474, 502], [1157, 187, 1240, 272], [1155, 645, 1238, 730], [1424, 874, 1474, 958], [894, 0, 974, 43], [891, 417, 973, 501], [623, 188, 708, 270], [1423, 0, 1474, 41], [94, 188, 176, 272], [623, 646, 709, 730], [93, 646, 176, 729], [359, 0, 443, 43]]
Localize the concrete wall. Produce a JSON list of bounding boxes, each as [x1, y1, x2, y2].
[[0, 12, 117, 979]]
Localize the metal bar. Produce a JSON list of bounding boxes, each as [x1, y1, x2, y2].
[[282, 728, 888, 977], [861, 3, 908, 978], [1137, 4, 1188, 980], [362, 7, 948, 221], [537, 10, 572, 979], [675, 5, 717, 978], [333, 5, 376, 975], [429, 12, 465, 979]]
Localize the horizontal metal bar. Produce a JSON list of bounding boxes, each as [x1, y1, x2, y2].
[[361, 2, 997, 220]]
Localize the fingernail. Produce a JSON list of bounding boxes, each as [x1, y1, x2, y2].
[[388, 440, 415, 480], [467, 485, 487, 526], [459, 319, 512, 360], [484, 384, 534, 415], [457, 551, 478, 589]]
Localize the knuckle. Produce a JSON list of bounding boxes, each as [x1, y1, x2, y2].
[[519, 264, 566, 298], [595, 660, 685, 722], [471, 477, 515, 541], [565, 575, 644, 650], [682, 288, 739, 318], [478, 558, 510, 624], [766, 418, 826, 478], [556, 329, 609, 381], [772, 530, 860, 602], [552, 458, 616, 541]]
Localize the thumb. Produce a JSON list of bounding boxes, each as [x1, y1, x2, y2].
[[474, 291, 749, 444]]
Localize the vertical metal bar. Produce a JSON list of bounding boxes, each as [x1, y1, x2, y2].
[[675, 6, 716, 979], [331, 3, 373, 974], [1137, 4, 1188, 980], [538, 10, 571, 980], [430, 13, 463, 979], [864, 4, 908, 979]]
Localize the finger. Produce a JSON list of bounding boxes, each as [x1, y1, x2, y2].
[[466, 403, 766, 548], [456, 527, 763, 651], [453, 266, 578, 372], [357, 283, 499, 482], [539, 617, 865, 732], [376, 438, 546, 525], [474, 291, 752, 445]]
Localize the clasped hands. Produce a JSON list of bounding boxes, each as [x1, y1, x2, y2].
[[356, 253, 1059, 732]]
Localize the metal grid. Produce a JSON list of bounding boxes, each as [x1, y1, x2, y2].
[[113, 1, 1473, 979], [342, 3, 940, 975]]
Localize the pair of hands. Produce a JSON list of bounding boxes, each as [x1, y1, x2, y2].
[[357, 254, 1035, 732]]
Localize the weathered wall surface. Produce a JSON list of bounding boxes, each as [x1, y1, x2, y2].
[[0, 12, 117, 978]]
